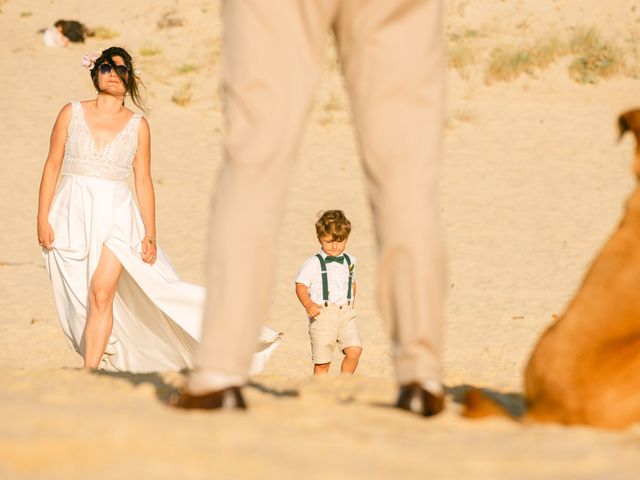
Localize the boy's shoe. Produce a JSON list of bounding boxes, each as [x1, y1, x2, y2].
[[395, 383, 444, 417], [167, 386, 247, 410]]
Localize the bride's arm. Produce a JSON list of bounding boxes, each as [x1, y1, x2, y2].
[[37, 103, 71, 249], [132, 118, 157, 265]]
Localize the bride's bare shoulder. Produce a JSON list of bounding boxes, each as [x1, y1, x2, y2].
[[59, 102, 74, 114], [52, 102, 74, 129]]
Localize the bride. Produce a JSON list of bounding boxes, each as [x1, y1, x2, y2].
[[37, 46, 281, 373]]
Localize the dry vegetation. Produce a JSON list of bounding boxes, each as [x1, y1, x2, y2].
[[626, 30, 640, 79], [177, 63, 198, 74], [485, 36, 566, 83], [451, 108, 477, 124], [140, 46, 162, 57], [448, 30, 482, 80], [92, 25, 118, 40], [171, 82, 192, 106], [157, 11, 184, 29], [567, 28, 626, 83], [447, 25, 639, 85]]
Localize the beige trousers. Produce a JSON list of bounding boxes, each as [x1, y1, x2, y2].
[[194, 0, 446, 386]]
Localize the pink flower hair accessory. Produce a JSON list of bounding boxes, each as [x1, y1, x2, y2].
[[81, 50, 102, 70]]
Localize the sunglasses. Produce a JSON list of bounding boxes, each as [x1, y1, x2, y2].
[[98, 63, 130, 76]]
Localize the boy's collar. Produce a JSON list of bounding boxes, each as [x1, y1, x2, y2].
[[318, 250, 348, 259]]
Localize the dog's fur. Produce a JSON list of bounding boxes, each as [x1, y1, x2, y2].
[[464, 110, 640, 429]]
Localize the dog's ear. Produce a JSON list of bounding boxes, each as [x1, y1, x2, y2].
[[619, 110, 640, 181], [618, 110, 640, 142]]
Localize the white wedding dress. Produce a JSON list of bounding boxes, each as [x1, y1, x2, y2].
[[43, 101, 281, 373]]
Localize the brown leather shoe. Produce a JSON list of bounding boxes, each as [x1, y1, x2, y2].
[[167, 386, 247, 410], [395, 383, 444, 417]]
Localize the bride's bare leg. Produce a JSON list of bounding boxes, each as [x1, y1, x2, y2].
[[83, 246, 124, 369]]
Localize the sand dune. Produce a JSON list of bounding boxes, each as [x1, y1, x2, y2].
[[2, 0, 640, 478]]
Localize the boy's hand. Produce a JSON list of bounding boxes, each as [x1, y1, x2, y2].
[[304, 301, 322, 318]]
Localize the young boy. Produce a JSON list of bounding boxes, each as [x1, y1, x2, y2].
[[295, 210, 363, 375]]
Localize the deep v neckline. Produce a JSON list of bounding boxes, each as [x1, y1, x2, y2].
[[78, 102, 135, 153]]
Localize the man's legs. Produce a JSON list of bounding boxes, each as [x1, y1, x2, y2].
[[186, 1, 339, 399], [335, 0, 447, 409]]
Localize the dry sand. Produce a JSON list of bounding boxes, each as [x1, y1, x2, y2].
[[2, 0, 640, 478]]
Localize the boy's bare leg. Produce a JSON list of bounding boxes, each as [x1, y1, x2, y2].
[[314, 363, 331, 375], [341, 346, 362, 374]]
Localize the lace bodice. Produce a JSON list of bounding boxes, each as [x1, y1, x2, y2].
[[61, 101, 143, 182]]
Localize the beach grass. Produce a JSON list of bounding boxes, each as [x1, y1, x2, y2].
[[624, 30, 640, 78], [485, 36, 566, 84], [567, 28, 625, 83], [448, 29, 485, 79], [92, 26, 118, 40], [447, 24, 636, 85], [171, 83, 192, 106], [140, 47, 162, 57], [177, 64, 199, 74], [448, 41, 477, 80], [452, 108, 477, 124]]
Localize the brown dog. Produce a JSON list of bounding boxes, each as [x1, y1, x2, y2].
[[464, 110, 640, 429]]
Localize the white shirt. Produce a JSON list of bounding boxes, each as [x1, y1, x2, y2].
[[296, 250, 356, 306], [43, 26, 66, 47]]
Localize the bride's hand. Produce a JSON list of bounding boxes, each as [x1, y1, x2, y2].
[[141, 235, 157, 265], [37, 219, 55, 250]]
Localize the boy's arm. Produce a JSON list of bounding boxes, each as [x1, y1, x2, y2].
[[295, 282, 322, 318], [352, 281, 357, 307]]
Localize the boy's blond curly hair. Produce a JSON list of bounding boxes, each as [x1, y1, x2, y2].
[[315, 210, 351, 242]]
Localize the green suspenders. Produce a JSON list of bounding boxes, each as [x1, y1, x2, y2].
[[315, 254, 329, 306], [315, 254, 353, 306], [344, 254, 353, 302]]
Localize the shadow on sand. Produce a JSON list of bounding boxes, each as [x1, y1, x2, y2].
[[88, 370, 524, 415], [91, 370, 177, 400], [447, 384, 527, 418], [92, 370, 299, 402]]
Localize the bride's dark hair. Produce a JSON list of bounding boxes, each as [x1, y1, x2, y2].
[[91, 46, 146, 112]]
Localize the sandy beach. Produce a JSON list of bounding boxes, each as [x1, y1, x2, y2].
[[2, 0, 640, 478]]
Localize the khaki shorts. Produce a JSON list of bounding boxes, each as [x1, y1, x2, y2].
[[308, 304, 362, 364]]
